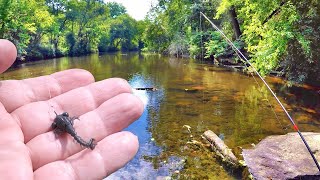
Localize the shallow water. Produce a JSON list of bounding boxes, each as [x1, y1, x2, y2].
[[3, 53, 320, 179]]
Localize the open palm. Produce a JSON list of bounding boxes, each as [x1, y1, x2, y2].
[[0, 40, 144, 179]]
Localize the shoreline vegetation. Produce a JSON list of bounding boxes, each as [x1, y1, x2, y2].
[[0, 0, 319, 86]]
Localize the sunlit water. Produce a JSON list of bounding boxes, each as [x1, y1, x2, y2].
[[3, 53, 319, 179]]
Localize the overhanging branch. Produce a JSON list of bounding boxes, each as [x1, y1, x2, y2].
[[262, 1, 286, 25]]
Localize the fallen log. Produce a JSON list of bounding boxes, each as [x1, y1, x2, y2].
[[203, 130, 238, 167]]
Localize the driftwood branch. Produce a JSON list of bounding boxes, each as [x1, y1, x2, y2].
[[134, 87, 157, 91], [203, 130, 238, 167]]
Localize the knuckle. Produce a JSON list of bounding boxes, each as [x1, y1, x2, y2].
[[109, 78, 132, 93], [119, 93, 144, 118]]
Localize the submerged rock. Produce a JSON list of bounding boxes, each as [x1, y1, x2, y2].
[[242, 132, 320, 180]]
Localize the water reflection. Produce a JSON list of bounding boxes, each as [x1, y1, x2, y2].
[[2, 53, 319, 179], [107, 74, 184, 179]]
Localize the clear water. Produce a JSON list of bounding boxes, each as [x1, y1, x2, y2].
[[3, 53, 320, 179]]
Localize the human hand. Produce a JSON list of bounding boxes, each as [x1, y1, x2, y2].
[[0, 39, 144, 179]]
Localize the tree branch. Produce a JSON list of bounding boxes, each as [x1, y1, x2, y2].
[[262, 1, 286, 25]]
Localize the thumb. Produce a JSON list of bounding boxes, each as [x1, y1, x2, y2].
[[0, 39, 17, 73]]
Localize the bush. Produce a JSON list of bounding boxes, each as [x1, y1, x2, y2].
[[25, 45, 56, 60]]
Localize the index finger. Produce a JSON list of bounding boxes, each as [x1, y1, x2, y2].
[[0, 39, 17, 73], [0, 69, 95, 112]]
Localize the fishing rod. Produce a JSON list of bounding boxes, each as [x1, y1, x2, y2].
[[199, 11, 320, 171]]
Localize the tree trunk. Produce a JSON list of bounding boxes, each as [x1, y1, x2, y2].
[[53, 37, 58, 55], [0, 23, 5, 38], [229, 6, 241, 39], [262, 1, 286, 25]]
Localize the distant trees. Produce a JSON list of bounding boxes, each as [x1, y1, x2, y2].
[[107, 1, 126, 18], [108, 14, 138, 51], [1, 0, 318, 85], [0, 0, 144, 60]]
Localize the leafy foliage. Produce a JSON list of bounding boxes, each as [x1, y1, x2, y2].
[[142, 19, 170, 53], [0, 0, 319, 85], [283, 0, 320, 85], [0, 0, 144, 59], [108, 15, 138, 51], [106, 2, 126, 18], [0, 0, 53, 57], [204, 31, 228, 58], [143, 0, 319, 84], [214, 0, 319, 84]]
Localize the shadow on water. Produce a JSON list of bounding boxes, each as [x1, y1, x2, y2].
[[2, 52, 320, 179]]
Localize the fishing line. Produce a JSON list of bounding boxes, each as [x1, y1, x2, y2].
[[200, 10, 285, 132], [250, 72, 288, 132], [199, 11, 206, 126], [200, 11, 204, 62], [46, 74, 55, 118], [200, 11, 320, 171]]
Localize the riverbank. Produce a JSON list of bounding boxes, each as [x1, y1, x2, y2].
[[12, 49, 140, 67]]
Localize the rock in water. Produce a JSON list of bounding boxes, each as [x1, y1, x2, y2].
[[242, 132, 320, 180]]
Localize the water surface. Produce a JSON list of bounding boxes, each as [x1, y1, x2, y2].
[[3, 53, 320, 179]]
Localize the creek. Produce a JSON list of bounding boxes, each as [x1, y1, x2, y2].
[[3, 53, 320, 179]]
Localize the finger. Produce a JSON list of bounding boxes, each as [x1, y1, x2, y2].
[[0, 102, 23, 143], [0, 69, 94, 113], [34, 131, 139, 180], [0, 39, 17, 73], [12, 78, 133, 142], [0, 99, 32, 179], [28, 93, 143, 170], [0, 142, 33, 179]]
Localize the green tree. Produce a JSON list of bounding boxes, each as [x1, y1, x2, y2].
[[283, 0, 320, 85], [64, 0, 108, 55], [142, 19, 170, 53], [108, 14, 138, 51], [45, 0, 68, 55], [106, 2, 126, 18], [0, 0, 53, 58], [0, 0, 11, 38], [135, 20, 147, 50], [1, 0, 144, 60], [215, 0, 320, 84]]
